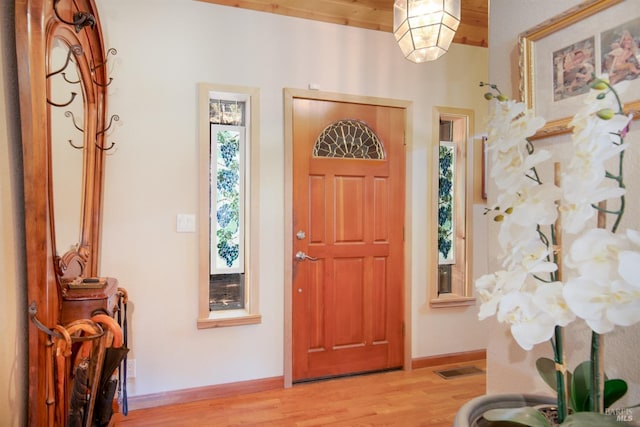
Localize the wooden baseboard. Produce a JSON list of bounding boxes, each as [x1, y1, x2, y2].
[[127, 376, 283, 411], [411, 349, 486, 370], [125, 350, 486, 411]]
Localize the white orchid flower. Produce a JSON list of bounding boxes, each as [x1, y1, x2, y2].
[[487, 99, 544, 149], [497, 290, 558, 350], [503, 237, 557, 276], [560, 183, 626, 234], [563, 277, 640, 334], [510, 183, 562, 227], [565, 228, 630, 281], [497, 217, 539, 257], [476, 269, 528, 320], [491, 146, 529, 191], [533, 282, 576, 327], [570, 83, 628, 132], [618, 229, 640, 289], [618, 251, 640, 288], [476, 81, 635, 350]]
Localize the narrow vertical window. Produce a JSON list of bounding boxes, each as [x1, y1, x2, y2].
[[198, 84, 261, 328], [438, 120, 455, 295], [438, 144, 455, 264], [430, 108, 475, 306], [210, 122, 245, 310]]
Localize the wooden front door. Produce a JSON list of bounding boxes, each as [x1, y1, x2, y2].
[[292, 96, 405, 382]]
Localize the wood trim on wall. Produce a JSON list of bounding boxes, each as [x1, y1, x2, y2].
[[126, 376, 284, 411], [411, 349, 486, 370]]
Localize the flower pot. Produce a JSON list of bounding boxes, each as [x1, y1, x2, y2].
[[454, 393, 557, 427]]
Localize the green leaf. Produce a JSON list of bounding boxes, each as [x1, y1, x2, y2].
[[561, 412, 628, 426], [483, 407, 553, 427], [535, 357, 573, 403], [536, 357, 558, 391], [604, 379, 628, 409], [571, 361, 592, 412]]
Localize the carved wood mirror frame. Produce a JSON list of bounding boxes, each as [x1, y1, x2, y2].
[[15, 0, 110, 423]]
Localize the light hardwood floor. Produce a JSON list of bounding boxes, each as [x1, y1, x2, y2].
[[112, 360, 486, 426]]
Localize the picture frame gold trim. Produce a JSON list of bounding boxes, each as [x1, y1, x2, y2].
[[518, 0, 640, 140]]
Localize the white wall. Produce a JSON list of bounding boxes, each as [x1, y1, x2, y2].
[[0, 1, 27, 425], [488, 0, 640, 410], [93, 0, 490, 397]]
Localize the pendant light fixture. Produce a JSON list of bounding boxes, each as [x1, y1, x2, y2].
[[393, 0, 461, 63]]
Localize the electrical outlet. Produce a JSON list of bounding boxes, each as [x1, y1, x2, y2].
[[127, 358, 136, 379]]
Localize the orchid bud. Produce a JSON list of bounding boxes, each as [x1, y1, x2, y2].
[[497, 94, 508, 102], [597, 108, 615, 120], [590, 80, 608, 90], [484, 92, 494, 100], [505, 207, 513, 215], [494, 214, 504, 222]]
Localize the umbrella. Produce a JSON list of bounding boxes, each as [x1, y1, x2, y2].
[[93, 345, 129, 426], [67, 359, 90, 427]]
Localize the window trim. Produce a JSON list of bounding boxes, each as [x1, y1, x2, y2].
[[197, 83, 261, 328], [429, 107, 475, 307]]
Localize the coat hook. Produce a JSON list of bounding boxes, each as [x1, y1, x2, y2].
[[64, 111, 84, 133], [97, 114, 119, 135], [96, 141, 116, 151], [46, 45, 83, 79], [92, 48, 117, 71], [29, 302, 61, 338], [53, 0, 96, 32], [47, 91, 77, 107], [93, 76, 113, 88], [68, 139, 84, 150], [62, 72, 80, 85]]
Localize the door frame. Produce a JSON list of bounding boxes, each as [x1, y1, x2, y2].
[[283, 88, 413, 387]]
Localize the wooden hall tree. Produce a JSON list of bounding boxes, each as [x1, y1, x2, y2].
[[15, 0, 128, 425]]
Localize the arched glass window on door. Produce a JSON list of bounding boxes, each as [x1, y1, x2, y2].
[[313, 119, 385, 159]]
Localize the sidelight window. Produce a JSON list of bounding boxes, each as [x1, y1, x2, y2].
[[430, 108, 475, 307], [198, 84, 261, 328]]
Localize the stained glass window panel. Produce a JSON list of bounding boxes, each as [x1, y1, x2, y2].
[[438, 142, 455, 264], [211, 127, 245, 274]]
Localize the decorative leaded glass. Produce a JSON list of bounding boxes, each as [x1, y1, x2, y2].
[[438, 142, 455, 264], [211, 128, 243, 273], [313, 119, 385, 159]]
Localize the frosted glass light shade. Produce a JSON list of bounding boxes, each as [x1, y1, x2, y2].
[[393, 0, 461, 63]]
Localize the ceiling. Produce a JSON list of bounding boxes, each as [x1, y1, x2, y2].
[[197, 0, 488, 48]]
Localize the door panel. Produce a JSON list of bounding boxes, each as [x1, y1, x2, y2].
[[292, 97, 405, 382]]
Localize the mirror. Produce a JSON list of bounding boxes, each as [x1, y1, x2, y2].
[[48, 38, 85, 259], [44, 9, 112, 281]]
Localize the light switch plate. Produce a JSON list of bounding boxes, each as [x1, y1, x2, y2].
[[176, 214, 196, 233]]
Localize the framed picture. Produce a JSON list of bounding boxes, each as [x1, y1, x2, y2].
[[519, 0, 640, 139]]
